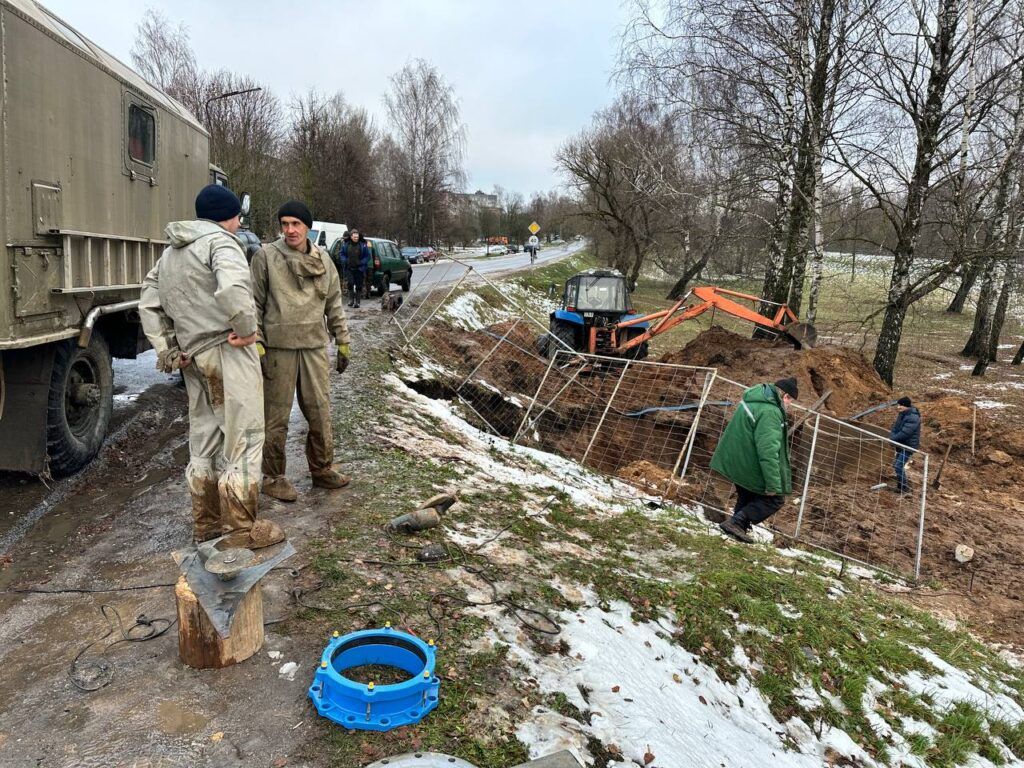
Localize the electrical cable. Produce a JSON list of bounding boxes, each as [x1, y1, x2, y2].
[[69, 604, 175, 692]]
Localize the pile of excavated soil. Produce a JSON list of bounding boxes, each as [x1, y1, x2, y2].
[[660, 326, 890, 417]]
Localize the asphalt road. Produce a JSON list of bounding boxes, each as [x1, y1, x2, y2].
[[407, 240, 585, 293]]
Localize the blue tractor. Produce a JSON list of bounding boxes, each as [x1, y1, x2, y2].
[[538, 269, 650, 360]]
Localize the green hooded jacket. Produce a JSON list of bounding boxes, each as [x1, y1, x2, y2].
[[709, 383, 793, 495]]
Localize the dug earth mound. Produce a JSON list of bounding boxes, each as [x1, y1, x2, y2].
[[409, 321, 1024, 646]]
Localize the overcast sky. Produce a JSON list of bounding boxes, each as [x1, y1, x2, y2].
[[43, 0, 628, 197]]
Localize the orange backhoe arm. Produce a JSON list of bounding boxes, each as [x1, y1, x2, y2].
[[614, 286, 801, 352]]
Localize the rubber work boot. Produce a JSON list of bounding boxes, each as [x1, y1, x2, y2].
[[719, 519, 755, 544], [222, 518, 287, 550], [263, 475, 299, 502], [311, 468, 350, 489]]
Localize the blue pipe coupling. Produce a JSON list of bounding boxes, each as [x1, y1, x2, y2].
[[308, 625, 441, 731]]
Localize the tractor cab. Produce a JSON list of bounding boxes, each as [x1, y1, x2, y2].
[[563, 270, 630, 316], [541, 269, 650, 359]]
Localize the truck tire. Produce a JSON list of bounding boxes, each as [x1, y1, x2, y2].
[[545, 321, 577, 359], [46, 335, 113, 476]]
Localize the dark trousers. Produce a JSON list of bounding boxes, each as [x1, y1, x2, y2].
[[893, 449, 911, 492], [730, 485, 784, 530], [346, 268, 364, 297]]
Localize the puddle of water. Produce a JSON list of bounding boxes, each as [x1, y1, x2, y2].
[[156, 701, 207, 735]]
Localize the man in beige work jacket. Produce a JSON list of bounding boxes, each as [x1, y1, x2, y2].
[[251, 201, 352, 502], [139, 184, 285, 548]]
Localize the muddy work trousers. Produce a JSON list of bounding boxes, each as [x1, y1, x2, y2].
[[729, 484, 784, 530], [182, 342, 265, 543], [262, 346, 334, 480]]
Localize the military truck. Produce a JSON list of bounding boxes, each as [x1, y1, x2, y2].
[[0, 0, 222, 476]]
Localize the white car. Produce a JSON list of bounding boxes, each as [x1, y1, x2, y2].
[[486, 244, 509, 255]]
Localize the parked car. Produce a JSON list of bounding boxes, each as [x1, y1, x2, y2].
[[420, 246, 439, 262], [508, 244, 521, 253], [486, 244, 509, 256], [236, 228, 262, 262], [366, 237, 412, 293], [401, 246, 423, 264]]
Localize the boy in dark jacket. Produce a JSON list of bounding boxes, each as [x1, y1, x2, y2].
[[710, 377, 798, 543], [889, 396, 921, 493]]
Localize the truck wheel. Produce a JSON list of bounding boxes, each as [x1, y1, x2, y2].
[[46, 335, 113, 476], [545, 321, 577, 359]]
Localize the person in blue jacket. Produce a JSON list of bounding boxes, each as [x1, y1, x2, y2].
[[889, 396, 921, 494], [338, 228, 371, 308]]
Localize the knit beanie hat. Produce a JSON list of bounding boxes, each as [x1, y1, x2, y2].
[[195, 184, 241, 222], [277, 200, 313, 229], [774, 377, 799, 400], [897, 396, 912, 407]]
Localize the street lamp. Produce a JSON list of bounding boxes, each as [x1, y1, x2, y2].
[[204, 87, 263, 127]]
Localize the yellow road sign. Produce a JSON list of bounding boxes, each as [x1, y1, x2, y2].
[[528, 221, 541, 235]]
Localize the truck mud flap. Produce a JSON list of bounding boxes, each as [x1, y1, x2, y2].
[[0, 345, 57, 474]]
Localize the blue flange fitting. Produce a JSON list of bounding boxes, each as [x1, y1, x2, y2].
[[308, 626, 440, 731]]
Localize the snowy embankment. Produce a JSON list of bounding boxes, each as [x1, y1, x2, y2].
[[383, 355, 1024, 768]]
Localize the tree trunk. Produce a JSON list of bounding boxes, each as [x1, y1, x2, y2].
[[873, 297, 909, 387], [807, 170, 825, 325], [666, 252, 712, 300], [962, 256, 997, 357], [947, 262, 981, 312], [986, 232, 1021, 361]]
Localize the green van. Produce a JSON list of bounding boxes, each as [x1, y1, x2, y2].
[[330, 236, 412, 294]]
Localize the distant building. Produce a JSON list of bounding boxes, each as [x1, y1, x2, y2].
[[444, 189, 500, 213]]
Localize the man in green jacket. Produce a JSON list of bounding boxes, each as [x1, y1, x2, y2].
[[710, 377, 798, 543]]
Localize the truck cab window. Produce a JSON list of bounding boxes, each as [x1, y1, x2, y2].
[[128, 104, 155, 165]]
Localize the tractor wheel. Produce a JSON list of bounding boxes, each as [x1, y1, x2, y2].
[[46, 335, 113, 477], [620, 329, 650, 361], [544, 321, 577, 360]]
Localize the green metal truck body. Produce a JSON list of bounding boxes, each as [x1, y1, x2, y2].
[[0, 0, 212, 474]]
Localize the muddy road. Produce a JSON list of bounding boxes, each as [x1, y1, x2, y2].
[[0, 248, 574, 768]]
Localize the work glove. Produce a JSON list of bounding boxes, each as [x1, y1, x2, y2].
[[336, 343, 351, 374], [256, 342, 268, 377], [156, 347, 189, 373]]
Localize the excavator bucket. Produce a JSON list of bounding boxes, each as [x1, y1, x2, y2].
[[784, 322, 818, 349]]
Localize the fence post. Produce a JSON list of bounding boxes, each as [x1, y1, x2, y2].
[[793, 413, 821, 539], [581, 361, 630, 465], [665, 370, 717, 498], [513, 348, 558, 443], [403, 269, 472, 350], [915, 452, 930, 581]]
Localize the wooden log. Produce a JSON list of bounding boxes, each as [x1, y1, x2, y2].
[[175, 575, 263, 669]]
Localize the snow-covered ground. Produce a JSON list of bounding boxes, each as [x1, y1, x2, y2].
[[387, 346, 1024, 768]]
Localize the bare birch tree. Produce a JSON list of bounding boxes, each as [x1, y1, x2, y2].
[[384, 60, 467, 244]]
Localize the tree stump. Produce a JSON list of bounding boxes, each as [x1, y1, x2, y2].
[[175, 575, 263, 669]]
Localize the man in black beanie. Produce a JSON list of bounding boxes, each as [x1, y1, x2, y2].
[[709, 377, 798, 543], [139, 184, 285, 548], [250, 201, 352, 502], [889, 396, 921, 493]]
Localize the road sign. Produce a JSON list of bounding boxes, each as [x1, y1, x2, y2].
[[528, 235, 539, 246], [528, 221, 541, 235]]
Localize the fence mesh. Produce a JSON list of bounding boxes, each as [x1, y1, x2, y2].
[[390, 262, 929, 580]]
